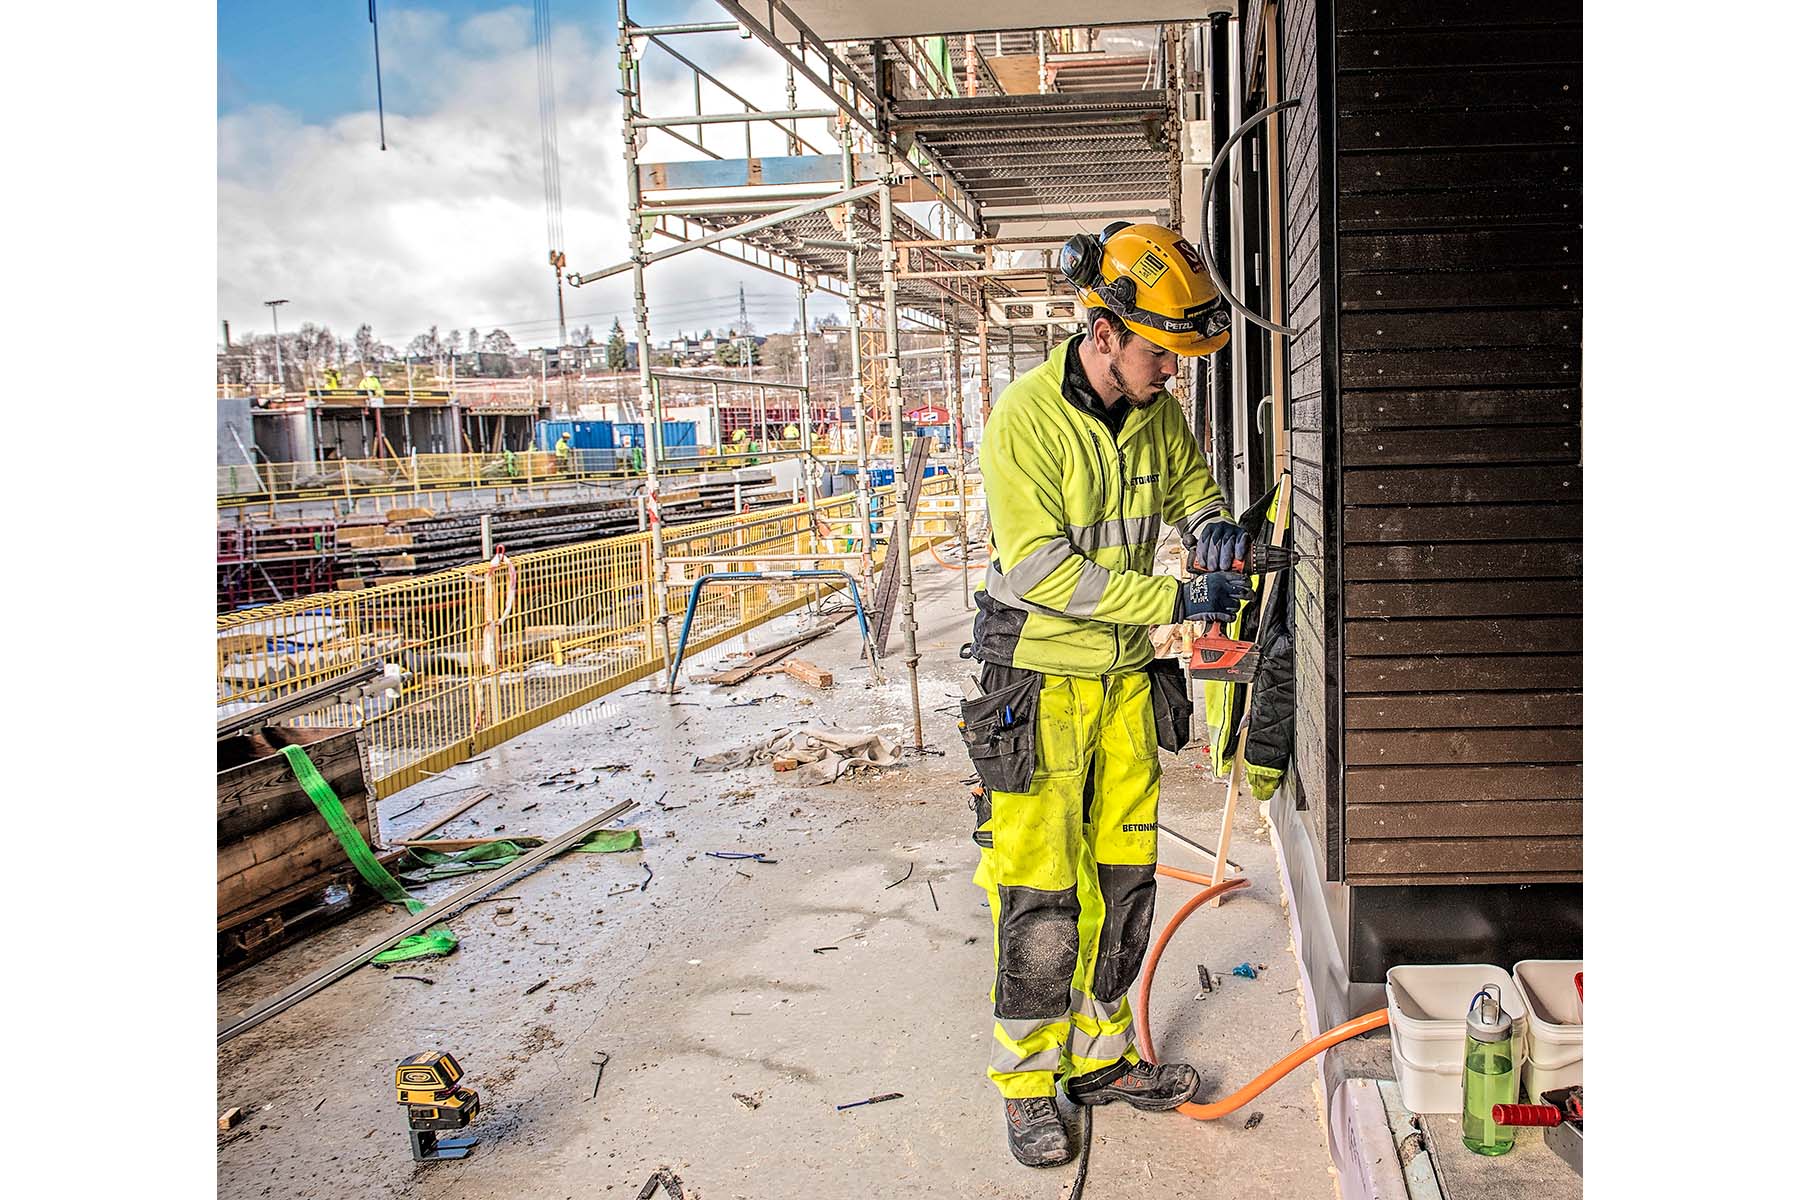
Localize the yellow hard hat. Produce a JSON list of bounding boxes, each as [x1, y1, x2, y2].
[[1059, 222, 1230, 357]]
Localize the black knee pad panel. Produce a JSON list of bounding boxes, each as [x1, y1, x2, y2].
[[1093, 864, 1158, 1002], [995, 884, 1081, 1019]]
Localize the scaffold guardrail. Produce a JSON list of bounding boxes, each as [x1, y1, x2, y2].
[[216, 473, 968, 798], [216, 446, 822, 510]]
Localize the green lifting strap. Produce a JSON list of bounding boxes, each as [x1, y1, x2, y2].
[[278, 744, 457, 963]]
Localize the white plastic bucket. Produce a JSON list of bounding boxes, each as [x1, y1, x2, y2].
[[1385, 963, 1529, 1114], [1389, 1035, 1467, 1116], [1513, 959, 1583, 1100]]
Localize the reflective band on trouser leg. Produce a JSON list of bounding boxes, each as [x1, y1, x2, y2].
[[1068, 671, 1161, 1078], [1066, 989, 1137, 1077], [976, 674, 1102, 1098]]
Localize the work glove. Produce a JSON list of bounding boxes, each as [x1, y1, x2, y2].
[[1173, 571, 1253, 624], [1191, 519, 1253, 574]]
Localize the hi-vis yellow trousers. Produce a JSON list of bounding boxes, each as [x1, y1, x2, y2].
[[972, 671, 1160, 1099]]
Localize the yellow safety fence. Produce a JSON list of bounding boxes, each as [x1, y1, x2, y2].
[[217, 473, 971, 798], [216, 448, 812, 510]]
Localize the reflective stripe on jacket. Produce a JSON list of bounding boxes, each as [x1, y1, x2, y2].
[[975, 336, 1227, 678]]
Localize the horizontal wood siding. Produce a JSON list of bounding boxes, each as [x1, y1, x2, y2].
[[1280, 0, 1331, 873], [1334, 0, 1581, 885]]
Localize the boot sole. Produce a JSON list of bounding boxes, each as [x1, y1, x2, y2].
[[1067, 1089, 1197, 1113]]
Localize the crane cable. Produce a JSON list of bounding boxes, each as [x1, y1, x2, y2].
[[534, 0, 567, 277], [368, 2, 388, 150]]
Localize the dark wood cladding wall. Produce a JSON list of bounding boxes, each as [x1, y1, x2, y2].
[[1278, 0, 1331, 877], [1333, 0, 1581, 886]]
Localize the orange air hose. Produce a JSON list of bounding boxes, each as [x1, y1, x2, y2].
[[928, 535, 987, 570], [1135, 868, 1392, 1120]]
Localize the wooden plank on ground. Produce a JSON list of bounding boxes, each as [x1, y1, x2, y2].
[[777, 659, 833, 688]]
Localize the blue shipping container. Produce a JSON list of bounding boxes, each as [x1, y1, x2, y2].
[[536, 420, 615, 451], [616, 421, 700, 456]]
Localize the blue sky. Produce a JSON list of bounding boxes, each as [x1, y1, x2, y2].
[[216, 2, 841, 349]]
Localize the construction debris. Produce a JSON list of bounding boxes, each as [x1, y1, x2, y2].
[[218, 1107, 244, 1131], [693, 726, 901, 785]]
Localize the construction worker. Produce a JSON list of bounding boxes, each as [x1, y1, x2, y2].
[[965, 222, 1248, 1168], [629, 442, 645, 473], [554, 430, 573, 472], [783, 421, 801, 444], [357, 368, 385, 395]]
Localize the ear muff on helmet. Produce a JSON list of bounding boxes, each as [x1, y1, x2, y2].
[[1060, 222, 1136, 290], [1059, 234, 1104, 289]]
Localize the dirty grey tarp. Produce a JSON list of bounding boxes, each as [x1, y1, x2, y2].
[[693, 726, 901, 786]]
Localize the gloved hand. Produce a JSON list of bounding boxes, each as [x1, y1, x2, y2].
[[1173, 571, 1253, 623], [1191, 519, 1253, 574]]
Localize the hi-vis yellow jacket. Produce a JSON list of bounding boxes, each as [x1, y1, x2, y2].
[[975, 337, 1228, 678]]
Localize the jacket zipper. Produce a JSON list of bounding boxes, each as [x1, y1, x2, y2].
[[1087, 428, 1126, 674]]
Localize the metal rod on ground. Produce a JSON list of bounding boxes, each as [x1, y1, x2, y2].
[[878, 152, 925, 750], [1156, 822, 1243, 872], [217, 799, 639, 1044]]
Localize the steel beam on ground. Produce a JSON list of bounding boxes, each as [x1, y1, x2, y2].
[[216, 800, 639, 1044]]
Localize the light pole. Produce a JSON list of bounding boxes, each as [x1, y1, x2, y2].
[[264, 298, 290, 391]]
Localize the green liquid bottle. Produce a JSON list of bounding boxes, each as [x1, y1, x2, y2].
[[1461, 984, 1517, 1156]]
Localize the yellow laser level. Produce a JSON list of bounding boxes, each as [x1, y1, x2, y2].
[[394, 1051, 480, 1161]]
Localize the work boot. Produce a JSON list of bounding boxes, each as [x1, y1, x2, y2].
[[1066, 1059, 1200, 1112], [1003, 1095, 1074, 1168]]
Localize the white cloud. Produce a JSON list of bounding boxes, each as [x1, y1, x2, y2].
[[217, 4, 846, 350]]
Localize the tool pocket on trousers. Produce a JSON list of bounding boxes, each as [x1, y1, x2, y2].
[[971, 786, 993, 849], [1146, 657, 1194, 754], [959, 665, 1042, 795]]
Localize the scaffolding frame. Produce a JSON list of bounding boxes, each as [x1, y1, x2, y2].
[[587, 1, 1195, 746]]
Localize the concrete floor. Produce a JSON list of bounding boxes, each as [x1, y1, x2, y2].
[[217, 558, 1339, 1199]]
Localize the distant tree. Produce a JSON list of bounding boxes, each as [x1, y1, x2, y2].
[[406, 333, 436, 359], [574, 324, 595, 346], [607, 318, 628, 369], [482, 328, 520, 356], [466, 327, 480, 356], [718, 340, 760, 367], [353, 324, 378, 365], [448, 328, 463, 357]]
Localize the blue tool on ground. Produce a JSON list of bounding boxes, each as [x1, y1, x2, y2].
[[836, 1092, 904, 1111], [704, 851, 778, 864]]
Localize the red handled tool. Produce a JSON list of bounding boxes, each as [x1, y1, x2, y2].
[[1183, 543, 1307, 683], [1494, 1086, 1583, 1176]]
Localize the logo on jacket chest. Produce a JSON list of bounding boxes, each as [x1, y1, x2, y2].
[[1124, 471, 1161, 487]]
